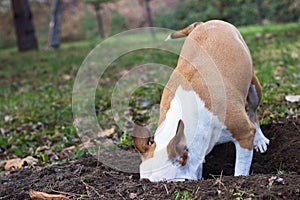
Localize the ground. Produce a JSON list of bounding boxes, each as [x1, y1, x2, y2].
[[1, 118, 299, 200], [0, 23, 299, 200]]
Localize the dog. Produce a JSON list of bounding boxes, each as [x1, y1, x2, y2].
[[133, 20, 269, 182]]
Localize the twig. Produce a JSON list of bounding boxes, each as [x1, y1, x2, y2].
[[81, 179, 101, 197], [195, 186, 200, 194], [50, 189, 82, 197], [292, 122, 299, 130], [118, 192, 126, 200], [211, 171, 228, 190], [163, 183, 169, 195]]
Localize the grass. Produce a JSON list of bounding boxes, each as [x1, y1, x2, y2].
[[0, 22, 299, 165]]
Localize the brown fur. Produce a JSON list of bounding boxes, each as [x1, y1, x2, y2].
[[133, 123, 156, 160], [170, 22, 202, 39], [135, 20, 260, 156], [167, 120, 188, 166], [159, 20, 257, 150]]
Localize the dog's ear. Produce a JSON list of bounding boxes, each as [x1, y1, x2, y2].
[[133, 123, 156, 161], [167, 120, 188, 166], [165, 22, 202, 40]]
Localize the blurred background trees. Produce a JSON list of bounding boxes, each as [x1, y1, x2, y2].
[[0, 0, 299, 50], [47, 0, 62, 48], [10, 0, 38, 51], [155, 0, 300, 29], [84, 0, 115, 38]]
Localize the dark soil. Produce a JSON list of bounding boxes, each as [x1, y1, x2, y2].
[[1, 119, 299, 200]]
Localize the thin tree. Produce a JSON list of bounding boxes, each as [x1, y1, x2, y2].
[[257, 0, 264, 25], [145, 0, 155, 39], [47, 0, 62, 48], [11, 0, 38, 51], [84, 0, 114, 39]]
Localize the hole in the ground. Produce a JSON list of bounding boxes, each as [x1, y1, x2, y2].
[[202, 120, 300, 179]]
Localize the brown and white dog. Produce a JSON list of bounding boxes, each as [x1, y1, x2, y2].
[[134, 20, 269, 182]]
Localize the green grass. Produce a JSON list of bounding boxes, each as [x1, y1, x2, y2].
[[0, 22, 299, 164], [239, 22, 300, 36]]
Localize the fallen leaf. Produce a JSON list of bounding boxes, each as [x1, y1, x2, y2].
[[263, 110, 272, 117], [4, 156, 38, 171], [22, 156, 38, 166], [62, 74, 71, 81], [285, 95, 300, 103], [78, 139, 92, 149], [273, 67, 283, 80], [29, 189, 69, 200], [265, 33, 276, 39], [4, 158, 23, 170], [101, 128, 115, 138], [59, 146, 76, 158]]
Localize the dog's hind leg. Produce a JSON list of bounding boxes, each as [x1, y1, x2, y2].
[[247, 73, 269, 153]]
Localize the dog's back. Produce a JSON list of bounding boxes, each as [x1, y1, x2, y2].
[[160, 20, 252, 128]]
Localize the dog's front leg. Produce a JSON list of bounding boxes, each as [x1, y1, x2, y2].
[[234, 141, 253, 176]]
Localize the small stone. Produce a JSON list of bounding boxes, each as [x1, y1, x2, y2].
[[129, 192, 137, 199]]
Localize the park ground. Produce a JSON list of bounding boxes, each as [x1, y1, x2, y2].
[[0, 23, 299, 199]]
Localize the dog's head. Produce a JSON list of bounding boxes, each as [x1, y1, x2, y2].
[[134, 120, 195, 182]]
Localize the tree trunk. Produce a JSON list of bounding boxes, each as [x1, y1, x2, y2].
[[11, 0, 38, 51], [47, 0, 62, 48], [257, 0, 264, 25], [95, 5, 105, 39], [145, 0, 155, 39]]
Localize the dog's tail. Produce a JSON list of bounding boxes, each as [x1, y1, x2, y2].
[[165, 22, 202, 41]]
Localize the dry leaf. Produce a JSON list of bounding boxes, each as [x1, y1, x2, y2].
[[101, 128, 115, 138], [62, 74, 71, 81], [22, 156, 38, 166], [59, 146, 76, 158], [4, 156, 38, 171], [263, 110, 272, 117], [285, 95, 300, 103], [29, 189, 69, 200], [78, 139, 92, 149], [265, 33, 276, 39], [4, 158, 23, 170], [273, 67, 283, 80]]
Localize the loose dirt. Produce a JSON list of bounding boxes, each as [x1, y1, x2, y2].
[[1, 118, 299, 199]]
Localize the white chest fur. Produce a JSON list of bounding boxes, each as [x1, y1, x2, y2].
[[155, 85, 232, 153], [140, 86, 234, 181]]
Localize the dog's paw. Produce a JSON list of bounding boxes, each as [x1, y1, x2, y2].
[[254, 137, 269, 153], [254, 130, 269, 153]]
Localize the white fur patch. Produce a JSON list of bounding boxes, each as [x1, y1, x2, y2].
[[234, 141, 253, 176], [140, 86, 235, 181], [164, 34, 172, 41]]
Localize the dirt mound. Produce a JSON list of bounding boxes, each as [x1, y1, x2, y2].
[[1, 119, 299, 199], [203, 118, 300, 177]]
